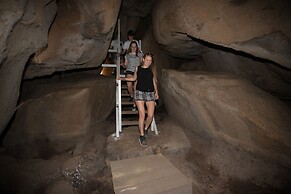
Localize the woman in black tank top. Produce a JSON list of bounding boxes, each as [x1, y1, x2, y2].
[[119, 53, 159, 147]]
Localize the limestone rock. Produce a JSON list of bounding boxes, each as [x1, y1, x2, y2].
[[202, 48, 291, 99], [153, 0, 291, 69], [0, 0, 57, 139], [24, 0, 122, 79], [161, 69, 291, 155], [161, 69, 291, 188], [3, 74, 115, 158]]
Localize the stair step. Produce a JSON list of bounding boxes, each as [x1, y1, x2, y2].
[[122, 93, 131, 97], [122, 110, 139, 115], [122, 110, 147, 115], [122, 101, 134, 105], [122, 120, 139, 126]]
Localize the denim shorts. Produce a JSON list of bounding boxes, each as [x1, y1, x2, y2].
[[125, 70, 134, 75], [134, 90, 155, 102]]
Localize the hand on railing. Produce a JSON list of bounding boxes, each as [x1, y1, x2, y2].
[[116, 77, 124, 81], [116, 77, 122, 86]]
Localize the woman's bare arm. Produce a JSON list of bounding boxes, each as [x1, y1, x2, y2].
[[153, 77, 159, 99]]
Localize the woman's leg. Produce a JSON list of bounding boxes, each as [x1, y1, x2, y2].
[[126, 74, 134, 98], [135, 100, 146, 135], [145, 101, 155, 130]]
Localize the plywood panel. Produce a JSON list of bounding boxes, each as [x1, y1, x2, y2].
[[110, 154, 192, 194]]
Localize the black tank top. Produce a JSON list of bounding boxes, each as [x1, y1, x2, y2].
[[136, 66, 154, 92]]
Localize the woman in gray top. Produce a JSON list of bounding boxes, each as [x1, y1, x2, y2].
[[124, 41, 143, 102]]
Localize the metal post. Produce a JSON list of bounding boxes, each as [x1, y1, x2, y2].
[[115, 81, 119, 138], [115, 19, 122, 138], [151, 117, 158, 135]]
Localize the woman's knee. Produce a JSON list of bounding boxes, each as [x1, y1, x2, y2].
[[139, 114, 145, 120], [147, 114, 154, 121]]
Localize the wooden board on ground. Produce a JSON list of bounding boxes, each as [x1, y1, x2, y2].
[[110, 154, 192, 194]]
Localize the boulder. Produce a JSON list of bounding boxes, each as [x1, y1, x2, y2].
[[0, 0, 57, 138], [161, 69, 291, 152], [202, 48, 291, 99], [161, 69, 291, 188], [3, 74, 115, 158], [153, 0, 291, 69], [24, 0, 122, 79]]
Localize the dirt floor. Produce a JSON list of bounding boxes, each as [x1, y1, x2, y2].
[[0, 106, 288, 194]]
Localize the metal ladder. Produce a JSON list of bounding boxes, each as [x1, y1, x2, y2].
[[102, 19, 158, 139]]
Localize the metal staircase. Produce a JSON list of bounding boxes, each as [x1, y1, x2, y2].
[[102, 19, 158, 139]]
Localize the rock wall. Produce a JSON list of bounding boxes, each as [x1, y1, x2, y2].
[[0, 0, 121, 137], [202, 48, 291, 98], [153, 0, 291, 69], [0, 0, 57, 136], [3, 74, 115, 158], [161, 69, 291, 188], [24, 0, 121, 79]]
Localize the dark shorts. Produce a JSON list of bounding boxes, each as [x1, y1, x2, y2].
[[134, 90, 155, 102], [125, 70, 134, 75]]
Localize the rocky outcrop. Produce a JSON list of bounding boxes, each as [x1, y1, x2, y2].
[[0, 0, 121, 137], [3, 74, 115, 158], [24, 0, 121, 79], [153, 0, 291, 69], [202, 48, 291, 98], [162, 69, 291, 152], [161, 69, 291, 188], [0, 0, 57, 137]]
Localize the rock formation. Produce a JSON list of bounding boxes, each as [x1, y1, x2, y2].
[[0, 0, 57, 136], [0, 0, 291, 192]]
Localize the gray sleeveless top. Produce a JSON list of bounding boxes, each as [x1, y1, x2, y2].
[[125, 53, 142, 72]]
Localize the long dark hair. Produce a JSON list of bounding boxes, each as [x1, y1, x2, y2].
[[127, 41, 139, 56]]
